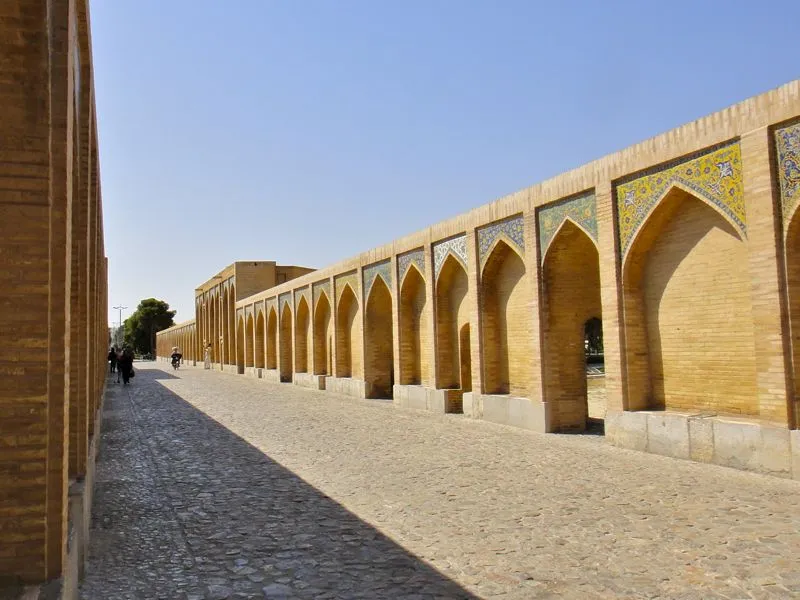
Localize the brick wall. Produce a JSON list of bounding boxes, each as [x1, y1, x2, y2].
[[364, 278, 394, 398]]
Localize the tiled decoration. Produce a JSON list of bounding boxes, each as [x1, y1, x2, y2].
[[775, 122, 800, 228], [266, 297, 277, 319], [335, 271, 359, 304], [616, 141, 745, 256], [363, 260, 392, 297], [537, 192, 597, 261], [294, 286, 310, 310], [279, 292, 292, 314], [433, 235, 467, 279], [397, 249, 425, 284], [478, 215, 525, 267], [312, 279, 331, 308]]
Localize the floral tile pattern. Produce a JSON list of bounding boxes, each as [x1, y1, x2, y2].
[[397, 249, 425, 284], [616, 142, 745, 256], [433, 235, 467, 279], [312, 280, 331, 308], [478, 215, 524, 266], [279, 292, 292, 314], [775, 122, 800, 229], [537, 192, 597, 261], [363, 260, 392, 298], [335, 271, 359, 304]]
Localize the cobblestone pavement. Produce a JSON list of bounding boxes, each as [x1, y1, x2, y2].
[[81, 364, 800, 600]]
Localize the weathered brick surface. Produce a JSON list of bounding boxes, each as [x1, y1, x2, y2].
[[161, 81, 800, 475], [0, 0, 107, 584]]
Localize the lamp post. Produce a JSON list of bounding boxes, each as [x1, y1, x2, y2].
[[113, 305, 127, 347]]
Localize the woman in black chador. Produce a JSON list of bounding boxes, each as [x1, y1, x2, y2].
[[118, 346, 134, 385]]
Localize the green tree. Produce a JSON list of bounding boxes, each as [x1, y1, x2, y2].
[[123, 298, 176, 355]]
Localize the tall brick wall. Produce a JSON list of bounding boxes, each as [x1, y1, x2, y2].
[[436, 257, 471, 391], [1, 0, 107, 584], [295, 298, 311, 373]]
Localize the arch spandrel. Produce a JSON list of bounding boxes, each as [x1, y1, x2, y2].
[[397, 249, 425, 285], [312, 279, 331, 309], [776, 122, 800, 231], [363, 260, 392, 300], [433, 235, 467, 281], [538, 192, 597, 263], [478, 215, 525, 270], [335, 272, 359, 304], [616, 141, 746, 259]]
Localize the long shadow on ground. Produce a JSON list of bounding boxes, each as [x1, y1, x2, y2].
[[81, 367, 476, 600]]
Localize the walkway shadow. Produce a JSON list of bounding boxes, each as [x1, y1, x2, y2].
[[83, 367, 478, 599]]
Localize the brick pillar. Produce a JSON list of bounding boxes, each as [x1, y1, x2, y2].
[[596, 179, 628, 412], [328, 276, 338, 377], [0, 0, 58, 583], [390, 255, 402, 392], [422, 243, 438, 388], [524, 209, 546, 409], [465, 229, 485, 395], [741, 127, 794, 426]]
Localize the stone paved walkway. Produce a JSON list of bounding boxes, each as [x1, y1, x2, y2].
[[80, 364, 800, 600]]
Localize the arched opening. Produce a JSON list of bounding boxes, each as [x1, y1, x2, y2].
[[623, 186, 756, 416], [364, 277, 394, 399], [335, 285, 361, 378], [222, 287, 230, 365], [210, 298, 218, 363], [255, 311, 265, 369], [313, 292, 332, 375], [245, 314, 255, 368], [295, 297, 310, 373], [399, 265, 428, 386], [481, 240, 529, 396], [228, 285, 236, 365], [279, 304, 293, 382], [436, 255, 471, 394], [236, 316, 245, 372], [542, 220, 602, 432], [267, 307, 277, 370]]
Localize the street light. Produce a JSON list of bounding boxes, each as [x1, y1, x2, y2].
[[113, 305, 127, 347]]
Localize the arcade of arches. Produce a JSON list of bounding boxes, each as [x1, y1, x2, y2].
[[159, 84, 800, 479]]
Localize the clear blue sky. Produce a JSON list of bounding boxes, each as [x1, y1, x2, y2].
[[94, 0, 799, 325]]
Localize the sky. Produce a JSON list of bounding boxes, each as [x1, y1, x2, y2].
[[93, 0, 800, 325]]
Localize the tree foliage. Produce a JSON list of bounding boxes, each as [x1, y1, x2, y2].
[[123, 298, 176, 355]]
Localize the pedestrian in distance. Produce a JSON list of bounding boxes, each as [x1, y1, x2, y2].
[[118, 346, 134, 385], [204, 343, 211, 370], [108, 346, 117, 373]]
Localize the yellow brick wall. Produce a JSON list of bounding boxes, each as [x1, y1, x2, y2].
[[436, 257, 471, 391], [295, 298, 311, 373], [336, 286, 363, 379], [313, 294, 333, 375]]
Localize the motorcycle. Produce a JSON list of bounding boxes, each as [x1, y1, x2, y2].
[[171, 354, 182, 370]]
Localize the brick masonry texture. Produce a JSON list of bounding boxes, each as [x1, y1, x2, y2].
[[0, 0, 108, 586], [161, 81, 800, 479]]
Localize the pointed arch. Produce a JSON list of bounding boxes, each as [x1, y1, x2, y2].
[[622, 181, 746, 271], [209, 296, 218, 363], [245, 313, 255, 368], [435, 251, 467, 284], [399, 263, 428, 385], [313, 291, 332, 375], [481, 239, 530, 396], [227, 284, 236, 365], [295, 296, 311, 373], [541, 216, 598, 266], [266, 306, 278, 370], [436, 254, 470, 393], [222, 287, 231, 364], [364, 276, 394, 398], [255, 310, 265, 369], [622, 186, 756, 415], [279, 303, 293, 382], [335, 284, 361, 378], [542, 220, 602, 432]]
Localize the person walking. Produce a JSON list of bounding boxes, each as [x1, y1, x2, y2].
[[118, 346, 134, 385], [204, 343, 211, 370], [108, 347, 117, 374]]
